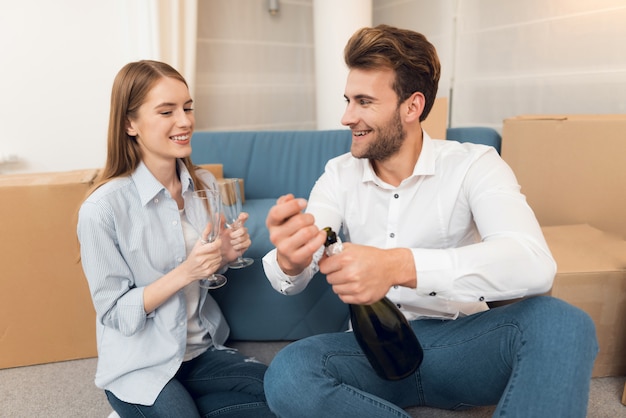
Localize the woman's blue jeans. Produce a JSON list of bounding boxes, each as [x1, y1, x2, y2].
[[264, 296, 598, 418], [106, 347, 275, 417]]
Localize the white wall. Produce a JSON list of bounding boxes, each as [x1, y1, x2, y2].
[[0, 0, 167, 175], [2, 0, 625, 175], [194, 0, 317, 131], [0, 1, 137, 174], [374, 0, 458, 103], [450, 0, 626, 129], [313, 0, 372, 130], [374, 0, 626, 131]]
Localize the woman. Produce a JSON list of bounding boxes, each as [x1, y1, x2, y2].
[[77, 60, 273, 417]]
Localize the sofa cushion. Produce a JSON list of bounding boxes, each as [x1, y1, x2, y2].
[[240, 198, 275, 259], [191, 130, 353, 340], [446, 127, 502, 154], [191, 130, 352, 199], [212, 266, 349, 340], [216, 197, 350, 340]]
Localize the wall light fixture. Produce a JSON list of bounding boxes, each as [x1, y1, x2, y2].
[[269, 0, 279, 15]]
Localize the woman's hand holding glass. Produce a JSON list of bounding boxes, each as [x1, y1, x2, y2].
[[187, 190, 228, 289], [219, 211, 251, 262], [219, 179, 254, 268], [186, 235, 224, 283]]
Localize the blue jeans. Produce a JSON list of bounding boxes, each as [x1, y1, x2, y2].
[[106, 347, 275, 418], [264, 296, 598, 418]]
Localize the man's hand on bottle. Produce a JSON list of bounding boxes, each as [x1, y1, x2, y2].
[[320, 245, 417, 305]]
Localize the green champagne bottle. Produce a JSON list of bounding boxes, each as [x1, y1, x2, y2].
[[323, 227, 423, 380]]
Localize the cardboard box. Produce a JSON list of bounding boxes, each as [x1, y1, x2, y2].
[[198, 164, 245, 203], [502, 114, 626, 239], [0, 169, 99, 368], [199, 163, 223, 179], [217, 178, 245, 204], [542, 224, 626, 377], [0, 164, 234, 369], [424, 97, 448, 140]]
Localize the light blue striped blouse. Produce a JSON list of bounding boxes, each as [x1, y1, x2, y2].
[[77, 160, 229, 405]]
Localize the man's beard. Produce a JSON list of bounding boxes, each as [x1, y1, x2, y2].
[[355, 110, 406, 162]]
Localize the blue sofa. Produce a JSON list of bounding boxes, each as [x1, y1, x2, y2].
[[190, 128, 501, 341]]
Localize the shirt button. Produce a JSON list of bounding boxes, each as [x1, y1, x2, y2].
[[177, 257, 183, 263], [429, 292, 437, 296], [394, 193, 399, 199], [396, 304, 402, 309], [393, 285, 399, 289], [479, 296, 485, 301], [390, 233, 395, 238], [172, 220, 178, 226], [154, 198, 159, 204]]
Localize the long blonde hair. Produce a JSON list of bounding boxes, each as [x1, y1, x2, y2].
[[91, 60, 205, 192]]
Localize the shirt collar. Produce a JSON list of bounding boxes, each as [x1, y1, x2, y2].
[[360, 130, 436, 185], [413, 130, 436, 176], [131, 160, 193, 206]]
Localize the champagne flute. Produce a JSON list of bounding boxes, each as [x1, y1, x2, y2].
[[187, 189, 227, 289], [218, 179, 254, 269]]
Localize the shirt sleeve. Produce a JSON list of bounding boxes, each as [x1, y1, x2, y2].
[[414, 150, 556, 302], [262, 164, 344, 296], [262, 248, 321, 295], [78, 198, 148, 336]]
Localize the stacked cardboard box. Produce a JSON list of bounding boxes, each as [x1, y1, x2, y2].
[[0, 164, 225, 369], [502, 115, 626, 377], [0, 169, 99, 368], [423, 97, 448, 140]]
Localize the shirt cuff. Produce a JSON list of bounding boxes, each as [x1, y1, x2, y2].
[[262, 249, 310, 295], [411, 248, 455, 295]]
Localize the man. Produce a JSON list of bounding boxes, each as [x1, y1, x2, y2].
[[261, 25, 597, 417]]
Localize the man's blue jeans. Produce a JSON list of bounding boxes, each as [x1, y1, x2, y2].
[[106, 347, 275, 417], [265, 296, 598, 417]]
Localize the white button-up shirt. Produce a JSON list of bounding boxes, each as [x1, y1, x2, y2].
[[263, 133, 556, 321]]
